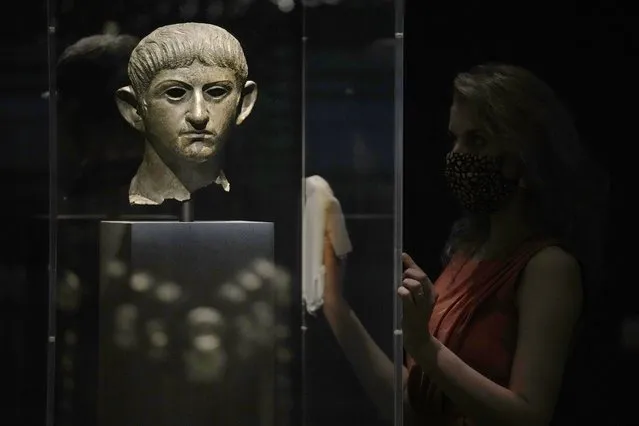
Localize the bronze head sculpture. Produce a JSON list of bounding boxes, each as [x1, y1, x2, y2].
[[116, 23, 258, 205]]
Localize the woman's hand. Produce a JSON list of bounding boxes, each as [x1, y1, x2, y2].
[[398, 253, 437, 357], [322, 231, 343, 307]]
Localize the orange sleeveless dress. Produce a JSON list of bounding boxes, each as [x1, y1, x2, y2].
[[406, 237, 558, 426]]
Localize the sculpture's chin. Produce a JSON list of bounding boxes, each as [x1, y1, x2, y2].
[[179, 143, 216, 163], [187, 141, 211, 154]]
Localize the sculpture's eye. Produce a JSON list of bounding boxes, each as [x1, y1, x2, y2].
[[206, 86, 228, 99], [165, 87, 187, 100]]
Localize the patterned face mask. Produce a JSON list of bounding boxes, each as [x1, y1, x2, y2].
[[444, 152, 519, 214]]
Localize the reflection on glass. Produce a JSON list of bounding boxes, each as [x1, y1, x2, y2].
[[155, 281, 182, 303], [100, 241, 290, 426], [57, 270, 81, 312], [113, 304, 138, 350], [129, 271, 153, 292]]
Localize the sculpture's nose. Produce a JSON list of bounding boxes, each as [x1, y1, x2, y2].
[[186, 91, 209, 129]]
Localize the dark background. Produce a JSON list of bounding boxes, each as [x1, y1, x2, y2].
[[2, 0, 637, 425]]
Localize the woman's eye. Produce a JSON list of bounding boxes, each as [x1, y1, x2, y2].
[[165, 88, 186, 99], [471, 135, 486, 147], [207, 86, 228, 98]]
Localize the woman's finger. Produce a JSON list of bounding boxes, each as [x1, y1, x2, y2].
[[397, 286, 412, 298], [403, 267, 427, 282], [402, 278, 424, 294]]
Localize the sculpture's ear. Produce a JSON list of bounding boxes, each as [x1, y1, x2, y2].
[[115, 86, 145, 132], [236, 80, 258, 125]]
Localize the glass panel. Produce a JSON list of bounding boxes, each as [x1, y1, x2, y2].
[[2, 3, 49, 426], [301, 1, 404, 425], [48, 2, 302, 426], [46, 2, 58, 426]]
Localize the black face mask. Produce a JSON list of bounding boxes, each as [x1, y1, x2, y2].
[[444, 152, 519, 214]]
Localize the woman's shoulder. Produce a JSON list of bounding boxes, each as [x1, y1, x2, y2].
[[518, 245, 582, 304], [524, 244, 581, 280]]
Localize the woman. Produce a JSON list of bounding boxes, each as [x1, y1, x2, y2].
[[322, 63, 608, 426]]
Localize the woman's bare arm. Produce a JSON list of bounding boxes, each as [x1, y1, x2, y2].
[[323, 297, 409, 423], [322, 234, 409, 423]]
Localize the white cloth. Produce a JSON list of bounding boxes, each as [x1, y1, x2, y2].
[[302, 175, 352, 315]]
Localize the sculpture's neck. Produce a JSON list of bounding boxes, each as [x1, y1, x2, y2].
[[128, 142, 229, 205]]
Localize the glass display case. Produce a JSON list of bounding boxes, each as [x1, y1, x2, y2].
[[44, 1, 404, 425]]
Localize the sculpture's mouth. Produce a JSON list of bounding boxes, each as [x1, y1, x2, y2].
[[178, 132, 217, 158], [182, 132, 214, 141]]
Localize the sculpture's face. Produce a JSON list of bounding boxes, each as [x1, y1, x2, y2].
[[140, 62, 242, 164]]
